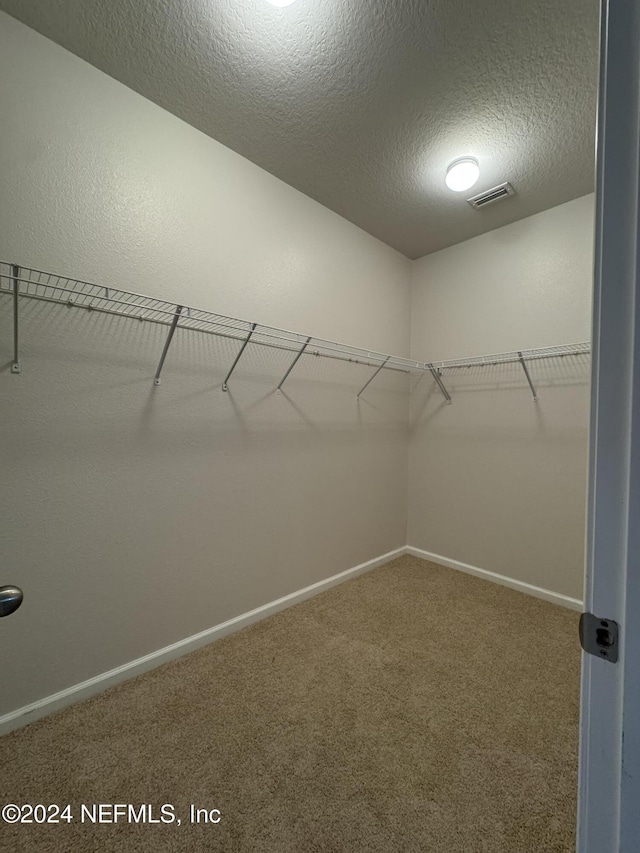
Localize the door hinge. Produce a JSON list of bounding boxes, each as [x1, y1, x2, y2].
[[579, 612, 619, 663]]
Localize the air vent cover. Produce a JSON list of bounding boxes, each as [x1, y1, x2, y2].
[[467, 182, 515, 209]]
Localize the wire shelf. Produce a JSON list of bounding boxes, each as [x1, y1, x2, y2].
[[0, 261, 423, 376], [0, 260, 592, 401], [432, 341, 591, 371]]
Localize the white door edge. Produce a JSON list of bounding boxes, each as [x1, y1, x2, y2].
[[578, 1, 640, 851]]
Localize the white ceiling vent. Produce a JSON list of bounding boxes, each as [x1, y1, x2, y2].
[[467, 182, 515, 209]]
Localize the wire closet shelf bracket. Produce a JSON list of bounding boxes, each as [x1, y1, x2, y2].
[[1, 262, 591, 402]]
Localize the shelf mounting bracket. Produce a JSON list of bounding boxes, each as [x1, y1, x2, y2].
[[277, 336, 311, 392], [518, 351, 538, 401], [154, 305, 183, 386], [222, 323, 257, 392], [428, 363, 451, 404], [11, 264, 20, 374], [357, 356, 390, 399]]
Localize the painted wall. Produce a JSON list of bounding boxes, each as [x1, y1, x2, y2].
[[408, 194, 594, 601], [0, 13, 411, 718]]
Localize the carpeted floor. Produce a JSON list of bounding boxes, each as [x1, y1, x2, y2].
[[0, 556, 580, 852]]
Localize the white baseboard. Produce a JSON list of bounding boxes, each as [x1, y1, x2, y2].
[[406, 546, 584, 612], [1, 545, 581, 736], [0, 547, 406, 737]]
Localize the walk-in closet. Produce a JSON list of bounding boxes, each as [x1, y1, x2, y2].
[[1, 1, 632, 851]]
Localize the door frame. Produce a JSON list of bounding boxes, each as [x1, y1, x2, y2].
[[577, 0, 640, 850]]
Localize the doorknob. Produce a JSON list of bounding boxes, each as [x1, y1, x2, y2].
[[0, 586, 23, 617]]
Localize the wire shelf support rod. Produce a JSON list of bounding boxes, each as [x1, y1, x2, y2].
[[428, 363, 452, 404], [222, 323, 257, 392], [357, 356, 390, 399], [154, 305, 183, 386], [277, 336, 311, 392], [11, 264, 20, 374], [517, 351, 538, 401]]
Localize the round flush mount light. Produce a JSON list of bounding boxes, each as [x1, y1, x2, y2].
[[265, 0, 298, 6], [445, 157, 480, 192]]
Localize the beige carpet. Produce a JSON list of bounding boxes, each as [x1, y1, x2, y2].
[[0, 556, 580, 852]]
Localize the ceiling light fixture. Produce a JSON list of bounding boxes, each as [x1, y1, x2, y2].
[[445, 157, 480, 192], [265, 0, 298, 6]]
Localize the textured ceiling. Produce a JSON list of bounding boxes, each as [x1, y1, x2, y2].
[[0, 0, 599, 258]]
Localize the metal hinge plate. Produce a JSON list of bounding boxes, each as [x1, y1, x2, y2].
[[579, 612, 619, 663]]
